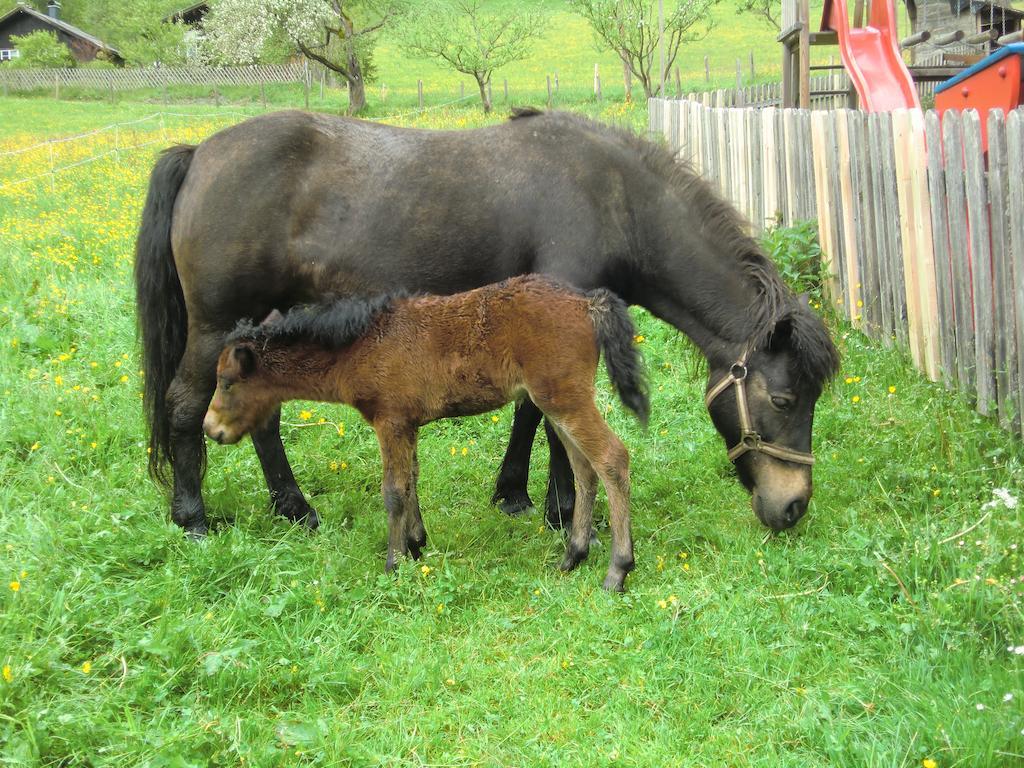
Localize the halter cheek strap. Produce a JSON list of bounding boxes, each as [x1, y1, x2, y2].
[[705, 352, 816, 466]]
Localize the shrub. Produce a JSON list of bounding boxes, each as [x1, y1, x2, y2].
[[760, 218, 833, 310], [9, 30, 76, 68]]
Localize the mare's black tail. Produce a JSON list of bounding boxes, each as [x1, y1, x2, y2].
[[134, 145, 195, 485], [586, 289, 650, 426]]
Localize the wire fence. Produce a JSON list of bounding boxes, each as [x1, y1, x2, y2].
[[0, 93, 480, 193]]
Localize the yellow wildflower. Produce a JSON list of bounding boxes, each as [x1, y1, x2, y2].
[[299, 410, 312, 421], [81, 661, 92, 674], [461, 447, 468, 456], [2, 665, 11, 683], [922, 759, 938, 768], [9, 581, 19, 592], [852, 395, 860, 404], [420, 565, 431, 576], [888, 385, 896, 394]]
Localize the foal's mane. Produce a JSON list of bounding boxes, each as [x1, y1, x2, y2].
[[228, 293, 402, 350], [510, 108, 840, 388]]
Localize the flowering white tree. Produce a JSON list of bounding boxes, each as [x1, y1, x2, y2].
[[202, 0, 403, 114], [569, 0, 718, 99], [396, 0, 546, 113]]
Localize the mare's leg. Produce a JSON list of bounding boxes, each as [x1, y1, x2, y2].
[[374, 421, 418, 572], [549, 426, 598, 573], [549, 405, 633, 592], [406, 449, 427, 558], [492, 400, 542, 515], [250, 410, 319, 529], [543, 419, 576, 531], [166, 332, 223, 536]]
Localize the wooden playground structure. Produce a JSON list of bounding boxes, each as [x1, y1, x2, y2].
[[779, 0, 1024, 108]]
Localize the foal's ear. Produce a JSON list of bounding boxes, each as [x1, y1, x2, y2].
[[230, 344, 257, 378], [260, 309, 284, 326]]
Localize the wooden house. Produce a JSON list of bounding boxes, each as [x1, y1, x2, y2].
[[0, 1, 123, 64]]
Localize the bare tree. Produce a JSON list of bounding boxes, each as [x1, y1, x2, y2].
[[735, 0, 781, 31], [396, 0, 546, 113], [570, 0, 718, 99]]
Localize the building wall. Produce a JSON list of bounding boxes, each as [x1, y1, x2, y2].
[[0, 12, 102, 63]]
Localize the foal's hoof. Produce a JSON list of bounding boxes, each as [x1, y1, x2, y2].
[[184, 522, 209, 540], [602, 571, 627, 593], [492, 488, 534, 517], [273, 492, 320, 530], [559, 545, 589, 573]]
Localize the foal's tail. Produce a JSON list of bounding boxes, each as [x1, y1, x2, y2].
[[587, 290, 650, 426], [134, 144, 195, 485]]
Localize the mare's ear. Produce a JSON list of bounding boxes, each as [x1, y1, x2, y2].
[[767, 317, 794, 352], [260, 309, 284, 326], [230, 344, 258, 379]]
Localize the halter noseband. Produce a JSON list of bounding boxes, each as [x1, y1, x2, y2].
[[704, 351, 816, 466]]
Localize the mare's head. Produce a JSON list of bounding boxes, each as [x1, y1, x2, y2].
[[705, 302, 839, 531]]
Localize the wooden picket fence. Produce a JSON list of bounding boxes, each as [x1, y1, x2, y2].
[[650, 97, 1024, 434], [0, 64, 306, 92], [683, 73, 852, 110]]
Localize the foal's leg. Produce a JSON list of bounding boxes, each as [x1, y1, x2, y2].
[[166, 332, 224, 536], [549, 426, 598, 573], [551, 406, 633, 592], [374, 421, 418, 572], [251, 410, 319, 530], [405, 448, 428, 558]]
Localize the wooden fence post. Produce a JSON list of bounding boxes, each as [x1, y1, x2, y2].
[[594, 63, 601, 100], [704, 55, 710, 82], [418, 79, 423, 110], [546, 74, 552, 108], [987, 109, 1018, 430], [503, 78, 508, 103], [963, 110, 996, 408], [1007, 110, 1024, 434]]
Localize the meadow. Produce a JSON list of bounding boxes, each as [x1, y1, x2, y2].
[[0, 9, 1022, 762]]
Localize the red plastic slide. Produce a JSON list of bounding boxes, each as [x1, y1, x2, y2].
[[822, 0, 921, 111]]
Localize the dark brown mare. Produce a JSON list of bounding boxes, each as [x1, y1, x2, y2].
[[135, 108, 839, 538], [202, 276, 649, 591]]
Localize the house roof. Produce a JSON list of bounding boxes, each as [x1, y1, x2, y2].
[[0, 4, 123, 58], [163, 2, 209, 24]]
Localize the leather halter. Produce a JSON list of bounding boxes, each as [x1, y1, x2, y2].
[[704, 351, 816, 466]]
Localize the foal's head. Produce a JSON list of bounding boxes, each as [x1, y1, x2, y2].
[[203, 340, 282, 445], [705, 307, 839, 532]]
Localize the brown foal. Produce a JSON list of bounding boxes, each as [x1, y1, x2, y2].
[[203, 275, 649, 591]]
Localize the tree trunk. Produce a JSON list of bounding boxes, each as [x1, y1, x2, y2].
[[345, 48, 366, 115], [475, 73, 492, 113]]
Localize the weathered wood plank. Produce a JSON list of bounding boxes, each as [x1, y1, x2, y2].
[[963, 109, 996, 412], [942, 110, 976, 396], [1008, 109, 1024, 434], [925, 110, 957, 387], [987, 109, 1018, 430], [835, 110, 861, 325]]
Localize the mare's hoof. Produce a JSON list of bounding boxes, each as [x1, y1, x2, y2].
[[493, 489, 534, 516], [545, 490, 575, 530], [273, 492, 319, 530], [184, 523, 208, 540]]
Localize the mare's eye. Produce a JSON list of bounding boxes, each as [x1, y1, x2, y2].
[[770, 394, 794, 410]]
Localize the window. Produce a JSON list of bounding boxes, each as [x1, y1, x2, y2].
[[0, 49, 20, 61]]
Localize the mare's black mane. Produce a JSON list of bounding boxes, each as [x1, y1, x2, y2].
[[510, 108, 839, 387], [229, 293, 403, 350]]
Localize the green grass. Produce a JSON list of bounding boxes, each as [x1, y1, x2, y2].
[[1, 51, 1023, 768]]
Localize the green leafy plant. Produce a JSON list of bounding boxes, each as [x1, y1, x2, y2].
[[9, 30, 75, 68], [761, 218, 834, 311]]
